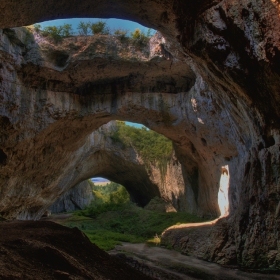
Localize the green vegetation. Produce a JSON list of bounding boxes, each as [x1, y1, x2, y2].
[[33, 20, 153, 47], [77, 21, 91, 36], [90, 21, 110, 35], [114, 28, 128, 42], [109, 121, 173, 175], [130, 28, 151, 47], [40, 24, 73, 43], [87, 180, 130, 206], [60, 203, 207, 251]]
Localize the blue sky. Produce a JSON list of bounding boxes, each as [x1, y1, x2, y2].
[[37, 18, 155, 35], [125, 122, 145, 129]]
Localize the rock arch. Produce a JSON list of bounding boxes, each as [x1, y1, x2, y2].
[[0, 0, 280, 268]]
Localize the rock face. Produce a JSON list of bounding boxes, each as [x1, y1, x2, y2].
[[49, 180, 94, 213], [0, 0, 280, 269], [48, 121, 198, 214]]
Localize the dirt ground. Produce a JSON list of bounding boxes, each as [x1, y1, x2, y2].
[[110, 243, 280, 280], [0, 220, 154, 280]]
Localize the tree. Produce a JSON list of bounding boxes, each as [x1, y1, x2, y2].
[[114, 29, 128, 42], [90, 21, 109, 35], [42, 26, 63, 43], [77, 21, 91, 36], [40, 24, 73, 43], [33, 24, 41, 32], [130, 28, 150, 47], [60, 24, 73, 37], [131, 28, 141, 40]]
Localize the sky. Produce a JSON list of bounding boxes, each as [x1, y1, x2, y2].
[[37, 18, 155, 35], [125, 122, 145, 129]]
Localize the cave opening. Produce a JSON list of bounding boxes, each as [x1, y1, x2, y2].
[[48, 120, 230, 222], [0, 0, 280, 273]]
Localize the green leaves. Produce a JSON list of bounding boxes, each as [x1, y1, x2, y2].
[[110, 121, 173, 167], [77, 21, 91, 36], [40, 24, 73, 43], [90, 21, 109, 35], [130, 28, 152, 47]]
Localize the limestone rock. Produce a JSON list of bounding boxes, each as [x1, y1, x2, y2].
[[49, 180, 94, 213], [0, 0, 280, 269], [144, 196, 177, 213]]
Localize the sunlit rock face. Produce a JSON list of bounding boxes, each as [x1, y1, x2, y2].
[[0, 0, 280, 269]]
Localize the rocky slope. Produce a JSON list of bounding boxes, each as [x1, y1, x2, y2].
[[0, 0, 280, 269], [0, 220, 154, 280]]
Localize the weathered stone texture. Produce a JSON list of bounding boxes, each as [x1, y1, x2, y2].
[[49, 180, 94, 213], [0, 0, 280, 269]]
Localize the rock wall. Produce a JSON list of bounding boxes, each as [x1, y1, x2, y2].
[[0, 28, 226, 220], [48, 121, 199, 214], [49, 180, 94, 213], [0, 0, 279, 269]]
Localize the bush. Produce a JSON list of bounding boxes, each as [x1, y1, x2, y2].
[[110, 121, 173, 167], [130, 28, 151, 47], [114, 28, 128, 42], [90, 21, 109, 35], [60, 24, 73, 37], [109, 186, 130, 204], [33, 24, 41, 32], [41, 24, 73, 43], [63, 203, 208, 250], [77, 21, 91, 36]]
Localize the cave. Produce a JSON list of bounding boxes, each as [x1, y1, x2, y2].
[[0, 0, 280, 271]]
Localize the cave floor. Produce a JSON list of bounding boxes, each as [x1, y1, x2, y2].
[[0, 220, 154, 280], [109, 242, 280, 280], [3, 217, 279, 280]]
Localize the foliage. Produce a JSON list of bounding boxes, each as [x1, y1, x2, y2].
[[90, 21, 110, 35], [114, 29, 128, 42], [60, 24, 73, 36], [77, 21, 91, 36], [87, 180, 130, 206], [109, 121, 173, 169], [130, 28, 151, 47], [61, 203, 207, 250], [109, 186, 130, 204], [41, 24, 73, 43], [33, 24, 41, 32], [83, 229, 144, 251]]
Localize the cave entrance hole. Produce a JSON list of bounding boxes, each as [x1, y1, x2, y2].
[[55, 120, 231, 221], [218, 165, 230, 217], [89, 179, 130, 205], [33, 18, 155, 36]]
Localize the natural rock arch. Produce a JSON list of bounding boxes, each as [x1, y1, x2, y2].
[[0, 0, 280, 269]]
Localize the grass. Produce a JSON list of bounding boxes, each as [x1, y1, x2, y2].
[[58, 203, 207, 251], [83, 230, 145, 251]]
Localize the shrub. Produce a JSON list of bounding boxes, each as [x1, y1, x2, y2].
[[130, 28, 151, 47], [60, 24, 73, 37], [77, 21, 91, 36], [90, 21, 109, 35], [110, 121, 173, 167], [114, 28, 128, 42], [109, 186, 130, 204], [41, 24, 73, 43], [33, 24, 41, 32]]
